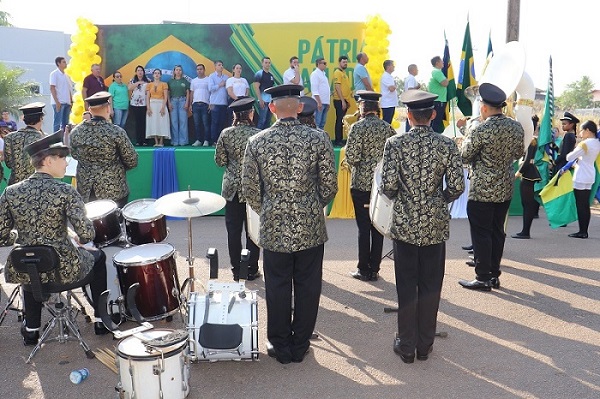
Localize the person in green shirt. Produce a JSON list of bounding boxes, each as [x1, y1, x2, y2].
[[427, 56, 448, 133], [168, 65, 191, 146], [108, 71, 130, 129]]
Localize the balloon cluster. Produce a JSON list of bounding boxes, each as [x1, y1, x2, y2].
[[363, 15, 399, 129], [66, 18, 101, 124]]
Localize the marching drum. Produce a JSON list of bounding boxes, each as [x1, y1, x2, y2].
[[116, 329, 190, 399], [122, 198, 168, 245], [187, 287, 258, 361], [369, 162, 394, 237], [85, 199, 122, 247], [113, 243, 180, 321]]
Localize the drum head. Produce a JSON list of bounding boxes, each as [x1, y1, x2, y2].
[[113, 243, 175, 266], [117, 329, 185, 358], [86, 199, 118, 219], [122, 199, 162, 222]]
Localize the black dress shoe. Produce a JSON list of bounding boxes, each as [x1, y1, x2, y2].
[[416, 346, 433, 361], [21, 324, 39, 346], [466, 260, 475, 267], [393, 338, 414, 363], [459, 279, 492, 291], [246, 271, 262, 281], [350, 270, 371, 281], [511, 232, 530, 239], [369, 272, 379, 281], [461, 244, 473, 251], [266, 341, 292, 364], [568, 232, 588, 239], [292, 347, 310, 363], [94, 322, 110, 335], [490, 277, 500, 289], [467, 249, 474, 254]]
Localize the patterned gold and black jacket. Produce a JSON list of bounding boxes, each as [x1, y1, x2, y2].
[[3, 126, 44, 185], [381, 126, 464, 246], [345, 114, 396, 192], [242, 118, 338, 253], [70, 118, 138, 202], [0, 173, 95, 284], [215, 123, 260, 202], [461, 114, 524, 202]]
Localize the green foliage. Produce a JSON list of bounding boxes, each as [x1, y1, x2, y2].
[[556, 76, 594, 110], [0, 62, 40, 113], [0, 0, 12, 26]]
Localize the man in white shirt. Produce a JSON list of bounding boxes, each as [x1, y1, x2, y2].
[[380, 60, 398, 124], [403, 64, 421, 131], [190, 63, 211, 146], [310, 57, 331, 130], [283, 56, 305, 95], [49, 56, 73, 133]]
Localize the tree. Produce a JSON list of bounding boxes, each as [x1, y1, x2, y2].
[[0, 62, 39, 114], [556, 76, 594, 110], [0, 0, 12, 26]]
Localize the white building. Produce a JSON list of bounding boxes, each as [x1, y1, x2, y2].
[[0, 26, 71, 133]]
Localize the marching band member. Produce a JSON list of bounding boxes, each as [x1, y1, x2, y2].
[[215, 97, 261, 281], [381, 90, 464, 363], [242, 84, 337, 364], [345, 91, 395, 282], [0, 132, 108, 344], [458, 83, 524, 291], [3, 102, 45, 186], [69, 91, 138, 208]]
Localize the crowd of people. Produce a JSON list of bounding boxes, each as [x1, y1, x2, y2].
[[0, 49, 598, 369]]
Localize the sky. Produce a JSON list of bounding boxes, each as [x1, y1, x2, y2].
[[3, 0, 599, 96]]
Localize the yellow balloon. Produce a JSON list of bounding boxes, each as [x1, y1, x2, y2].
[[92, 55, 102, 64]]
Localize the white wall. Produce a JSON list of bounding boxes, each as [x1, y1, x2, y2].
[[0, 26, 71, 133]]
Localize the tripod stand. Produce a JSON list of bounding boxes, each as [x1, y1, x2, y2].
[[0, 285, 24, 325]]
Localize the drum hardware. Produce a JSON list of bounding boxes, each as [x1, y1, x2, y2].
[[98, 290, 153, 340], [154, 188, 226, 292], [383, 307, 448, 338]]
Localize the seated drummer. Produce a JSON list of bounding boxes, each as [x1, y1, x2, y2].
[[0, 132, 109, 346]]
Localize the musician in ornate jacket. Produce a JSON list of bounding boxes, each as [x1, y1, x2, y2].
[[457, 83, 524, 291], [215, 97, 261, 281], [3, 102, 45, 185], [381, 90, 464, 363], [0, 132, 108, 345], [345, 90, 396, 282], [242, 84, 337, 364], [70, 91, 138, 207]]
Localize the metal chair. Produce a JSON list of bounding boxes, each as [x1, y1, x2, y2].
[[10, 245, 95, 363]]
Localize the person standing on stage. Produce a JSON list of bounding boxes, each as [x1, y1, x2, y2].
[[49, 56, 73, 133], [380, 59, 398, 124], [70, 91, 138, 208], [346, 90, 396, 282], [428, 56, 448, 133], [0, 132, 109, 344], [310, 57, 331, 130], [253, 56, 276, 130], [190, 63, 211, 146], [208, 60, 229, 146], [168, 65, 191, 146], [242, 84, 337, 364], [353, 52, 373, 92], [215, 97, 261, 281], [332, 55, 353, 146], [128, 65, 151, 146], [458, 83, 524, 291], [381, 91, 464, 363], [82, 63, 106, 110], [4, 102, 45, 186]]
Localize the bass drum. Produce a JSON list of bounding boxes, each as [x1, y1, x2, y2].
[[369, 162, 393, 237], [122, 198, 168, 245], [187, 289, 258, 361], [85, 199, 122, 247], [113, 243, 180, 321], [116, 329, 190, 399]]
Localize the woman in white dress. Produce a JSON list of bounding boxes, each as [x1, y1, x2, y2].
[[145, 69, 170, 147]]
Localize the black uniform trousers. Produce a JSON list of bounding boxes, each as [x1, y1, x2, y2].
[[333, 99, 348, 143], [224, 194, 260, 276], [351, 189, 383, 275], [519, 179, 540, 236], [394, 240, 445, 355], [574, 188, 592, 235], [24, 249, 107, 329], [263, 244, 324, 362], [467, 199, 511, 281]]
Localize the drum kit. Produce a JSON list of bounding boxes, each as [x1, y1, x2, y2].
[[86, 189, 258, 399]]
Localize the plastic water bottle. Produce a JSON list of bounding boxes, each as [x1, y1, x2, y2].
[[69, 368, 89, 384]]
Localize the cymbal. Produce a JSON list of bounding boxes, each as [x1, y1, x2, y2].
[[154, 190, 226, 218]]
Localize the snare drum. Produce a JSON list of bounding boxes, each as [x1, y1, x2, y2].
[[187, 288, 258, 361], [85, 199, 122, 247], [122, 199, 168, 245], [369, 162, 394, 237], [113, 243, 180, 321], [116, 329, 190, 399]]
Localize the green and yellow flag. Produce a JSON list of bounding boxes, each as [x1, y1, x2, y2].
[[456, 20, 476, 116], [540, 171, 577, 228]]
